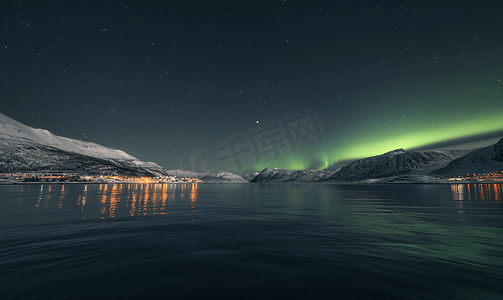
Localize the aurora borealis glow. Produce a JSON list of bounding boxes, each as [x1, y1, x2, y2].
[[1, 1, 502, 174]]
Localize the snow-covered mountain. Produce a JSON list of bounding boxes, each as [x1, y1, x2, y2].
[[323, 149, 469, 182], [247, 149, 470, 183], [244, 172, 260, 182], [165, 169, 201, 179], [0, 113, 166, 176], [5, 111, 498, 182], [0, 113, 134, 160], [165, 169, 248, 183], [250, 167, 337, 183], [432, 138, 503, 176], [162, 139, 502, 183], [355, 175, 449, 184], [199, 171, 249, 183]]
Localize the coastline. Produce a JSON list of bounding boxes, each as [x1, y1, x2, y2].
[[0, 180, 201, 185], [1, 180, 502, 185]]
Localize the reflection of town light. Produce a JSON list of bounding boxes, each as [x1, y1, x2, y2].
[[58, 185, 66, 208], [451, 184, 464, 201], [22, 180, 205, 219], [465, 184, 503, 202]]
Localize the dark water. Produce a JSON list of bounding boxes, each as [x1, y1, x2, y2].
[[1, 183, 502, 300]]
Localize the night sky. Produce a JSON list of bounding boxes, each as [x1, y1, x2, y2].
[[1, 1, 502, 174]]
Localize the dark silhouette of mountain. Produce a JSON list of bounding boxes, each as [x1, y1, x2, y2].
[[432, 138, 503, 176], [249, 168, 337, 183], [323, 149, 469, 181]]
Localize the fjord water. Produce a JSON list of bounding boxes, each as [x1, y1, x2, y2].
[[1, 183, 502, 300]]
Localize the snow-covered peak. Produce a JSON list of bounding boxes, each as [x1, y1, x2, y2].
[[251, 167, 336, 183], [165, 169, 201, 178], [165, 169, 248, 183], [0, 112, 135, 160], [244, 172, 261, 182], [433, 137, 503, 176], [324, 149, 469, 181], [382, 148, 406, 155], [199, 171, 248, 183], [0, 112, 43, 142]]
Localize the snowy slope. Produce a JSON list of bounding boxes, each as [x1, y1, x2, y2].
[[0, 112, 166, 176], [248, 149, 468, 183], [0, 141, 163, 176], [322, 149, 469, 182], [250, 167, 337, 183], [0, 113, 135, 160], [433, 138, 503, 176], [165, 169, 248, 183], [244, 172, 260, 182], [199, 171, 249, 183], [165, 169, 201, 178], [356, 175, 449, 184]]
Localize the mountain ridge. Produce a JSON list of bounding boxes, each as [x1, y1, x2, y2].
[[0, 112, 166, 177], [324, 149, 470, 182], [3, 112, 501, 183], [250, 167, 337, 183], [165, 169, 248, 183], [432, 137, 503, 176]]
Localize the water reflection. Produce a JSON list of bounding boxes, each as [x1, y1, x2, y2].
[[451, 184, 503, 202], [451, 184, 466, 220], [190, 183, 198, 223], [34, 183, 199, 220], [76, 185, 87, 212]]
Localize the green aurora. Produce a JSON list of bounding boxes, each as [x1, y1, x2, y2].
[[249, 71, 502, 172]]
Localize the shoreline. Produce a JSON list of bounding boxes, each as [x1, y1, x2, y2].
[[0, 181, 201, 185], [1, 180, 503, 185]]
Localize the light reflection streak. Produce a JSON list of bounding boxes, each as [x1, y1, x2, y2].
[[57, 185, 66, 208], [130, 184, 138, 217], [142, 184, 150, 215], [190, 183, 198, 223], [180, 183, 185, 201], [451, 184, 464, 201], [451, 184, 465, 220], [76, 185, 88, 213], [22, 183, 200, 221], [108, 184, 122, 218], [90, 183, 199, 219], [161, 184, 168, 212], [451, 183, 502, 202], [43, 185, 52, 208], [35, 185, 43, 208], [100, 184, 108, 217]]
